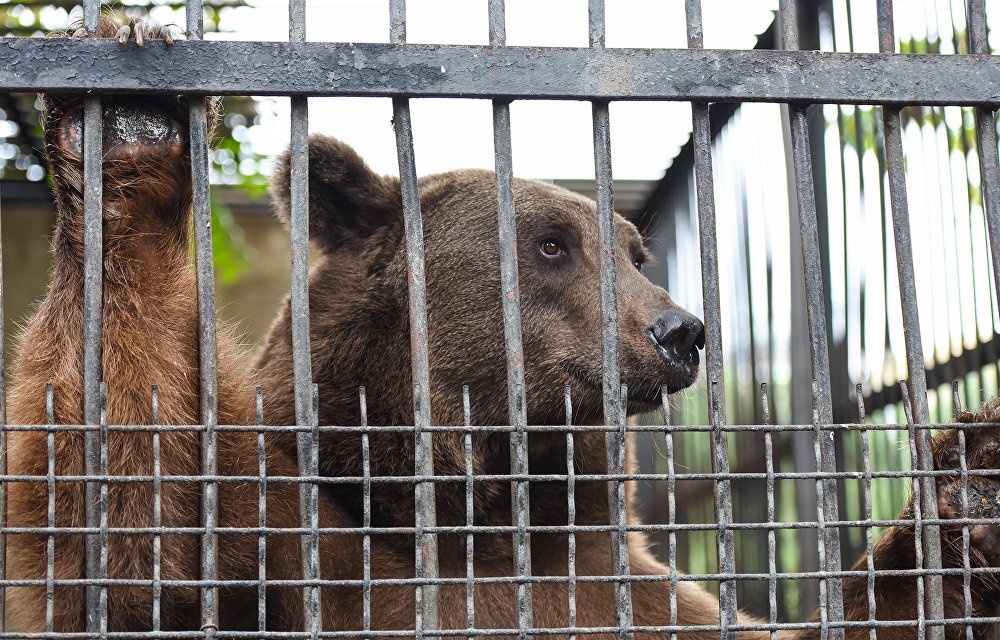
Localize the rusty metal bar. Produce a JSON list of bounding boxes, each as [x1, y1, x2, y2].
[[152, 386, 162, 632], [462, 387, 474, 639], [389, 2, 439, 634], [684, 3, 738, 639], [589, 15, 634, 633], [968, 0, 1000, 372], [778, 3, 844, 636], [9, 41, 1000, 105], [185, 2, 220, 637], [81, 0, 105, 631], [565, 387, 578, 640], [287, 0, 319, 633], [873, 5, 944, 639], [488, 3, 533, 635], [256, 388, 266, 632], [589, 12, 634, 640]]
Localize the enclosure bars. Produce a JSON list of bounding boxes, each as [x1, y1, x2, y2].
[[951, 381, 976, 640], [684, 3, 739, 640], [183, 1, 222, 637], [80, 0, 106, 635], [968, 2, 1000, 632], [0, 78, 7, 633], [761, 385, 778, 640], [388, 2, 441, 635], [873, 3, 945, 638], [486, 1, 535, 638], [565, 387, 579, 640], [46, 384, 55, 632], [968, 1, 1000, 372], [659, 390, 679, 640], [256, 388, 267, 632], [587, 3, 636, 640], [287, 0, 321, 635], [777, 2, 844, 638]]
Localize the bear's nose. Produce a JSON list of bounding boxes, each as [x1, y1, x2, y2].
[[648, 309, 705, 366]]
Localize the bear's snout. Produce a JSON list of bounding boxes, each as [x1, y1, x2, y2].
[[647, 308, 705, 367]]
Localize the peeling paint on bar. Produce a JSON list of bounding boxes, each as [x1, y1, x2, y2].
[[5, 40, 1000, 104]]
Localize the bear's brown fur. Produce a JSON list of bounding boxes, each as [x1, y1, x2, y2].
[[3, 17, 349, 633]]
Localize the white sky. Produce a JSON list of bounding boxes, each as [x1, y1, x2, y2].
[[178, 0, 779, 180]]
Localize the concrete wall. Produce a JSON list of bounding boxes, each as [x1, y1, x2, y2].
[[1, 193, 292, 357]]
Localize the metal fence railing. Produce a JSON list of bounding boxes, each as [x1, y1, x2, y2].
[[1, 1, 1000, 639]]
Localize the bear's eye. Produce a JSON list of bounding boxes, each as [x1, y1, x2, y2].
[[633, 256, 644, 271], [540, 239, 564, 257]]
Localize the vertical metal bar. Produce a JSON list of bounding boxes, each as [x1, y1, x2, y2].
[[592, 100, 634, 640], [392, 93, 439, 639], [957, 426, 973, 640], [0, 146, 7, 635], [462, 386, 475, 639], [589, 7, 633, 637], [968, 19, 1000, 627], [968, 0, 1000, 309], [152, 386, 162, 632], [98, 383, 109, 637], [81, 1, 104, 631], [565, 387, 577, 640], [683, 3, 738, 638], [810, 382, 831, 640], [857, 385, 876, 640], [309, 384, 320, 633], [900, 381, 928, 640], [777, 3, 844, 634], [487, 4, 533, 633], [389, 5, 438, 632], [361, 388, 372, 636], [288, 0, 318, 632], [951, 382, 974, 640], [256, 388, 266, 632], [761, 384, 777, 640], [186, 3, 219, 635], [874, 6, 944, 638], [45, 383, 54, 633], [659, 388, 677, 640]]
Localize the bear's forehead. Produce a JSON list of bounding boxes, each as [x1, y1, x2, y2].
[[423, 169, 644, 249]]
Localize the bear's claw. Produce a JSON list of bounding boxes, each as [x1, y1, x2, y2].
[[116, 17, 181, 46]]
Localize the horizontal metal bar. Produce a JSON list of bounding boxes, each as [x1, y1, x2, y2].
[[0, 616, 999, 640], [3, 515, 998, 535], [0, 420, 975, 434], [5, 40, 1000, 104], [1, 562, 994, 586], [0, 466, 990, 484]]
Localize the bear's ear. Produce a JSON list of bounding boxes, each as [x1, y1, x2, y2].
[[270, 135, 402, 253]]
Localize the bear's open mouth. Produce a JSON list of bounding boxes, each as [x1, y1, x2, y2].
[[57, 99, 187, 161]]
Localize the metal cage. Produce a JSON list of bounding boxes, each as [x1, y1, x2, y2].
[[1, 1, 1000, 639]]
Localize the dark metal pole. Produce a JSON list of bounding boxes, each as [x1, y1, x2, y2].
[[874, 5, 944, 639], [389, 3, 440, 634], [684, 3, 739, 639]]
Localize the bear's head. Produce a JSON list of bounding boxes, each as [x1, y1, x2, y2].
[[267, 135, 703, 431]]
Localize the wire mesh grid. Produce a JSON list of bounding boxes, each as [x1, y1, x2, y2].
[[0, 0, 999, 639]]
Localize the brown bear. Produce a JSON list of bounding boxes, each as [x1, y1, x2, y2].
[[3, 16, 349, 633], [255, 135, 1000, 639]]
